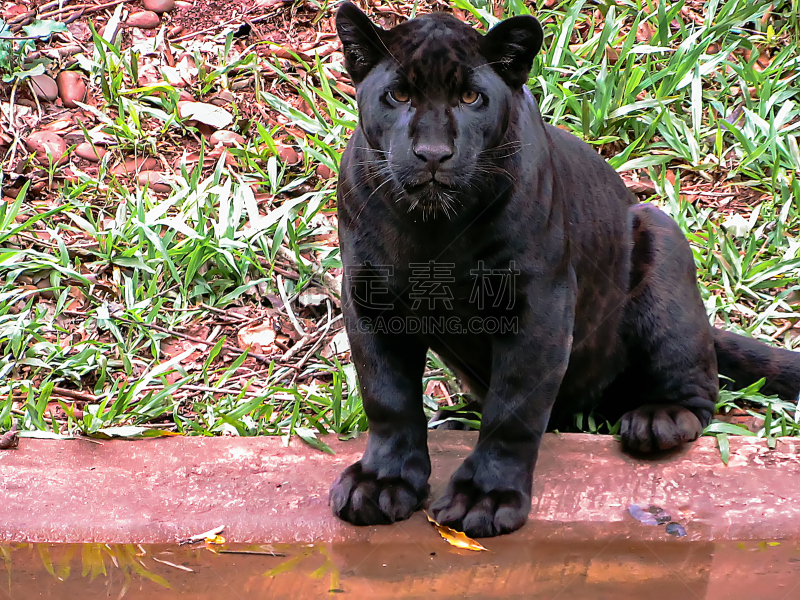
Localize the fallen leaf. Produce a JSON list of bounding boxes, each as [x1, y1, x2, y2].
[[180, 525, 225, 545], [321, 329, 350, 358], [722, 213, 751, 237], [425, 512, 488, 552], [636, 21, 654, 42], [94, 426, 180, 438], [22, 19, 67, 39], [178, 101, 234, 129], [204, 535, 226, 545], [238, 320, 277, 353], [298, 289, 329, 307], [425, 380, 452, 405]]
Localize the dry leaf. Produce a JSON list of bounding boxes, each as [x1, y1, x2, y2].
[[297, 289, 329, 306], [425, 512, 488, 552], [178, 101, 234, 129], [424, 380, 452, 405], [237, 320, 277, 353], [180, 525, 225, 545], [204, 535, 226, 545], [321, 329, 350, 358], [636, 21, 654, 42]]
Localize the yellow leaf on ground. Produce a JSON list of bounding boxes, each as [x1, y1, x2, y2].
[[425, 512, 488, 552], [205, 535, 226, 545]]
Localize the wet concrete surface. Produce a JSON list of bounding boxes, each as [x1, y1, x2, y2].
[[3, 539, 800, 599], [3, 432, 800, 544], [4, 432, 800, 597]]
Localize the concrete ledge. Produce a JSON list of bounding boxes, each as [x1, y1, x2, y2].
[[1, 431, 799, 543]]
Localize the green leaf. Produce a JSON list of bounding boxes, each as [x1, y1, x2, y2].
[[704, 421, 757, 436], [716, 433, 730, 465], [295, 427, 335, 454], [17, 431, 74, 440], [22, 20, 67, 39]]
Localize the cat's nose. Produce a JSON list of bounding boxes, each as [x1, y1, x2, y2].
[[413, 143, 453, 173]]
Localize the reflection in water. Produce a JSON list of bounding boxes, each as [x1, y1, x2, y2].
[[2, 539, 800, 598]]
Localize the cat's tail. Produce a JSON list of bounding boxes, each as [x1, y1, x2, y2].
[[713, 328, 800, 401]]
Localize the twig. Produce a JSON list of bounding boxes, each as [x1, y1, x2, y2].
[[113, 317, 277, 366], [270, 241, 341, 299], [151, 557, 194, 572], [296, 302, 339, 370], [53, 386, 98, 403], [691, 191, 737, 197], [219, 549, 287, 557], [179, 525, 225, 545], [199, 303, 250, 321], [771, 320, 798, 340], [277, 274, 306, 337], [170, 16, 242, 43], [280, 332, 314, 362], [11, 408, 54, 423], [19, 0, 125, 22]]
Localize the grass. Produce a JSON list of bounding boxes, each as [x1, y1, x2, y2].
[[0, 0, 799, 450]]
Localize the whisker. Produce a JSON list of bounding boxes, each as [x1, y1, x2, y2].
[[354, 173, 396, 221]]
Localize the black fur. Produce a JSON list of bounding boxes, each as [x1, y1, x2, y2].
[[329, 3, 800, 537]]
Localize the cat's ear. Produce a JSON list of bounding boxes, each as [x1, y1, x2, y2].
[[336, 2, 387, 85], [481, 16, 543, 88]]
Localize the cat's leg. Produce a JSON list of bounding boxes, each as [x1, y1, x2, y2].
[[330, 289, 431, 524], [617, 204, 717, 452]]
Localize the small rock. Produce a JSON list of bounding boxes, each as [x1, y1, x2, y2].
[[168, 25, 184, 38], [277, 145, 300, 166], [177, 90, 194, 102], [143, 0, 175, 13], [137, 171, 171, 193], [1, 4, 27, 20], [30, 74, 58, 102], [60, 167, 80, 185], [127, 11, 161, 29], [56, 71, 87, 108], [30, 180, 47, 194], [111, 156, 158, 175], [74, 142, 107, 162], [316, 164, 335, 179], [666, 522, 687, 538], [210, 130, 245, 147], [208, 146, 238, 167], [175, 0, 193, 8], [25, 131, 68, 166], [230, 79, 251, 91]]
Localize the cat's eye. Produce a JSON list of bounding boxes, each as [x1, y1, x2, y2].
[[461, 90, 480, 104], [389, 89, 410, 103]]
